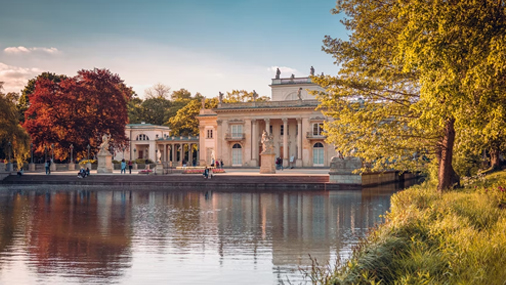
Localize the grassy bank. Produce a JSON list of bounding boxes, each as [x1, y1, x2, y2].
[[317, 171, 506, 284]]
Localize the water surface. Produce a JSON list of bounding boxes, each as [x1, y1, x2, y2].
[[0, 184, 407, 284]]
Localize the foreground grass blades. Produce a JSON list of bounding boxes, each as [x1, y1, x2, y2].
[[322, 171, 506, 285]]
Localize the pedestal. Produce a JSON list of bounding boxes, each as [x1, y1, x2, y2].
[[260, 153, 276, 174], [328, 156, 362, 184], [97, 153, 113, 173], [155, 163, 163, 174], [6, 163, 13, 172], [68, 163, 75, 171], [29, 163, 35, 171], [296, 159, 302, 167], [50, 163, 56, 172], [133, 163, 138, 170], [86, 162, 92, 170]]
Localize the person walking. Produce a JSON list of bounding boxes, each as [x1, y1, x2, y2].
[[128, 160, 133, 174], [120, 159, 127, 174]]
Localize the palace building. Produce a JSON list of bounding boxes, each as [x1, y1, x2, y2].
[[197, 68, 337, 168]]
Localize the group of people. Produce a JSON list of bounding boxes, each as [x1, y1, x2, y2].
[[211, 158, 223, 169], [77, 167, 91, 178], [203, 166, 214, 179], [120, 159, 134, 174]]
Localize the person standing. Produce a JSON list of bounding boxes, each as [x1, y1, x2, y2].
[[45, 159, 51, 175], [120, 159, 127, 174], [215, 160, 220, 169], [128, 160, 133, 174]]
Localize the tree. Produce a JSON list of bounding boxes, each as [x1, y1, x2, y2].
[[144, 83, 171, 99], [0, 82, 30, 168], [314, 0, 506, 191], [18, 72, 67, 123], [23, 69, 133, 161], [168, 97, 218, 136], [224, 90, 270, 103]]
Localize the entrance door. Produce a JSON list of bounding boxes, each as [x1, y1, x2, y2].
[[232, 144, 242, 166], [313, 142, 324, 166]]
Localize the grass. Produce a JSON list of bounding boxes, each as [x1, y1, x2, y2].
[[312, 171, 506, 285]]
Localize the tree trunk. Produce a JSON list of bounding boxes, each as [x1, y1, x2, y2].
[[490, 148, 501, 170], [437, 118, 459, 192]]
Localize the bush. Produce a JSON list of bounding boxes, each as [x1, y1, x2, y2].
[[135, 158, 153, 164], [317, 172, 506, 284], [79, 159, 96, 165]]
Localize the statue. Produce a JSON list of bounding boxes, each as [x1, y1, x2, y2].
[[310, 66, 315, 76], [218, 92, 224, 103], [297, 88, 302, 100], [252, 90, 258, 101], [99, 134, 111, 154], [261, 130, 274, 155], [275, 68, 281, 79], [201, 98, 206, 109]]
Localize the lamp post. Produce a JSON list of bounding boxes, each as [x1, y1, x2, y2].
[[122, 146, 126, 160], [134, 148, 137, 159], [50, 143, 55, 171], [69, 144, 75, 171], [87, 144, 90, 161], [29, 143, 35, 171], [6, 141, 12, 172]]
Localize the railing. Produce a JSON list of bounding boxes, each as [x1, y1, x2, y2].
[[225, 133, 245, 141], [306, 132, 326, 139], [271, 77, 313, 85], [218, 99, 319, 109]]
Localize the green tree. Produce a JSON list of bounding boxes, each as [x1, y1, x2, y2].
[[0, 82, 30, 168], [168, 97, 218, 136], [224, 90, 270, 102], [314, 0, 506, 191]]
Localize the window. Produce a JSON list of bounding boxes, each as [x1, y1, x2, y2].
[[207, 129, 213, 139], [136, 134, 149, 141], [231, 125, 243, 138], [313, 123, 324, 136], [269, 125, 273, 135], [232, 143, 242, 166], [296, 125, 298, 136], [313, 142, 324, 166], [280, 125, 284, 136]]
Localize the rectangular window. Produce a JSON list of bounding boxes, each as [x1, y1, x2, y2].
[[269, 125, 273, 135], [280, 125, 284, 136], [207, 129, 213, 139], [313, 123, 324, 136], [231, 125, 243, 138], [296, 125, 298, 136]]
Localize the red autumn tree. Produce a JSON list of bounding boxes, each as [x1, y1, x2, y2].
[[23, 68, 133, 161]]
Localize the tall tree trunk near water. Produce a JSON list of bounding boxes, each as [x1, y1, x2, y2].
[[437, 118, 459, 192], [490, 148, 501, 170]]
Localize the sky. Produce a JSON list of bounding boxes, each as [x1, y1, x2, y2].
[[0, 0, 347, 98]]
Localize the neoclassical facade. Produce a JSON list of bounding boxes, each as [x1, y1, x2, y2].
[[197, 72, 337, 168]]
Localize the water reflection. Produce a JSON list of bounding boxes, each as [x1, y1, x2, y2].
[[0, 183, 413, 285]]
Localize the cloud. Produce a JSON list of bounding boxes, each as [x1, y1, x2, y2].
[[267, 66, 299, 77], [4, 46, 60, 55], [0, 62, 42, 93]]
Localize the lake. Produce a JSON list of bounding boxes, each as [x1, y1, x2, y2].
[[0, 184, 406, 285]]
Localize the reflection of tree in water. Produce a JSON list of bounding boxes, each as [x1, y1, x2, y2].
[[23, 191, 133, 283], [0, 194, 16, 269]]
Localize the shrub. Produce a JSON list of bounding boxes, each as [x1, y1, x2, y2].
[[79, 159, 96, 165]]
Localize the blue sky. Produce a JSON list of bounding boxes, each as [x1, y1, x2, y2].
[[0, 0, 346, 98]]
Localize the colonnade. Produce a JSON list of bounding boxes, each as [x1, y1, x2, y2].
[[157, 142, 199, 166]]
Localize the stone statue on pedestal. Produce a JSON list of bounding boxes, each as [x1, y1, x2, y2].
[[260, 130, 276, 174], [97, 133, 113, 173], [275, 68, 281, 79], [218, 92, 224, 103], [310, 66, 315, 76]]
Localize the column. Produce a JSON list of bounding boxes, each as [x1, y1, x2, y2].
[[198, 126, 206, 165], [296, 117, 302, 167], [264, 118, 270, 134], [282, 118, 289, 167], [188, 143, 192, 166], [171, 144, 176, 167], [179, 144, 184, 166], [251, 119, 258, 166], [216, 120, 222, 163]]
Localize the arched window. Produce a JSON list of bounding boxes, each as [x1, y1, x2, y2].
[[136, 134, 149, 141], [313, 142, 324, 166], [232, 143, 242, 166]]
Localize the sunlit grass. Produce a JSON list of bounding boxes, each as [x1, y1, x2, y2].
[[311, 171, 506, 284]]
